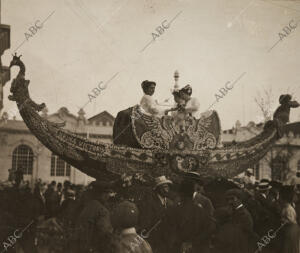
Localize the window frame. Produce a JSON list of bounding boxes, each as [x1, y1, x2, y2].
[[12, 144, 34, 175], [50, 154, 71, 177]]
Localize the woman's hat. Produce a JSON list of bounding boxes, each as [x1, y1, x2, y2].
[[179, 85, 192, 96], [154, 176, 172, 189]]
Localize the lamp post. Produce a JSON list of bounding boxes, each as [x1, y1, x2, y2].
[[174, 70, 179, 90]]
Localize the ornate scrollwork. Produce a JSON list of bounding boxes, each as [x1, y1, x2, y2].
[[132, 106, 220, 151]]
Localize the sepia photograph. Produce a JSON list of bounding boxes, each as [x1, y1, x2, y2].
[[0, 0, 300, 252]]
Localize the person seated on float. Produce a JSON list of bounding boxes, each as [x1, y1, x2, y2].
[[139, 80, 166, 117], [179, 85, 200, 117], [165, 85, 200, 118]]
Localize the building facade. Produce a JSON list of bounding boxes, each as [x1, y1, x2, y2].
[[222, 120, 300, 184], [0, 107, 114, 186], [0, 0, 11, 114]]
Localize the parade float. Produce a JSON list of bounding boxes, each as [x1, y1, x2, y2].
[[7, 54, 300, 183]]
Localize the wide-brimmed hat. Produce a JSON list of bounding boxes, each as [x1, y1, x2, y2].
[[154, 176, 172, 189], [256, 181, 272, 191]]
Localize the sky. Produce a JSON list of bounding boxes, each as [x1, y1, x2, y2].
[[1, 0, 300, 130]]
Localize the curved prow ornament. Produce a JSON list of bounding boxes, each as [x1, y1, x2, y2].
[[7, 55, 300, 180]]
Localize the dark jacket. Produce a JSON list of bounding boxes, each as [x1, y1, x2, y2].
[[75, 199, 113, 253], [193, 192, 215, 217], [160, 198, 216, 253], [214, 205, 257, 253], [137, 192, 174, 253], [137, 192, 174, 230]]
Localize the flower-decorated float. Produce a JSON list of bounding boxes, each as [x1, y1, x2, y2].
[[7, 54, 300, 183]]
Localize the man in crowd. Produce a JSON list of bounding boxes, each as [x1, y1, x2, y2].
[[214, 189, 257, 253], [44, 181, 59, 218], [137, 176, 174, 253], [112, 201, 153, 253], [276, 185, 300, 253], [242, 168, 256, 186], [159, 177, 216, 253], [187, 172, 215, 217], [255, 179, 280, 236], [75, 181, 114, 253]]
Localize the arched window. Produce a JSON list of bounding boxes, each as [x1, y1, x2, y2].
[[50, 154, 71, 177], [297, 161, 300, 177], [12, 145, 34, 175]]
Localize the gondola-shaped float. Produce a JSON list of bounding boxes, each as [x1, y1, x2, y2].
[[7, 54, 300, 181]]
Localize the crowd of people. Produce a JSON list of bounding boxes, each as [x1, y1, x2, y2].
[[1, 169, 300, 253]]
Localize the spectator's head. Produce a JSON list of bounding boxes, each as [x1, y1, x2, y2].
[[268, 188, 279, 202], [63, 180, 71, 189], [112, 201, 139, 230], [154, 176, 172, 198], [179, 179, 195, 200], [90, 181, 114, 203], [66, 189, 76, 200], [245, 168, 253, 177], [185, 172, 204, 194], [50, 181, 56, 188], [225, 189, 244, 209], [256, 179, 272, 195], [280, 185, 296, 204], [57, 183, 62, 191]]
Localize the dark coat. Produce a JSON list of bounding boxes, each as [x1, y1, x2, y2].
[[75, 199, 113, 253], [160, 199, 216, 253], [137, 192, 174, 253], [193, 192, 215, 217], [277, 223, 300, 253], [45, 188, 60, 218], [254, 193, 280, 236], [214, 205, 258, 253], [137, 192, 174, 230]]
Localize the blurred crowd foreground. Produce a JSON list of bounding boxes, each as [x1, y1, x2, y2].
[[1, 168, 300, 253]]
